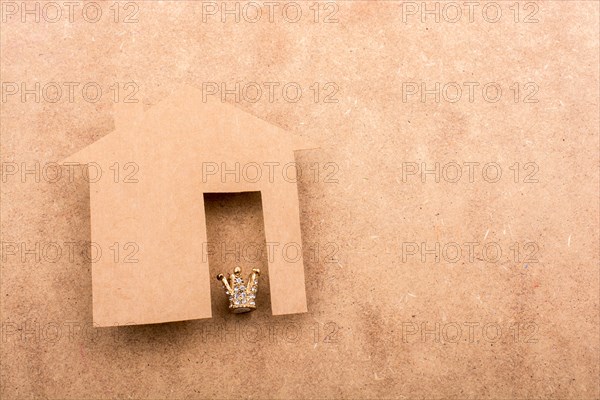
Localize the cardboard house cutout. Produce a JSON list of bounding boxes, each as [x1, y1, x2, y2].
[[65, 86, 314, 327]]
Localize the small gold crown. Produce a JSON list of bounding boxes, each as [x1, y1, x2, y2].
[[216, 267, 260, 313]]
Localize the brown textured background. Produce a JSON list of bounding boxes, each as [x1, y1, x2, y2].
[[1, 1, 599, 399]]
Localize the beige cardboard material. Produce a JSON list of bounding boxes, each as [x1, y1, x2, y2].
[[65, 86, 315, 326], [2, 1, 599, 398]]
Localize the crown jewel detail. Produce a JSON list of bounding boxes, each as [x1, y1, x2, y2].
[[217, 267, 260, 313]]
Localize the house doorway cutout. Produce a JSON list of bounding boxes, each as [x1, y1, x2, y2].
[[203, 192, 270, 316]]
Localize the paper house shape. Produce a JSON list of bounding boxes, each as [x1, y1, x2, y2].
[[66, 86, 314, 327]]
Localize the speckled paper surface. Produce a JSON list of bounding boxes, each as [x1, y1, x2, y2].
[[1, 1, 599, 399]]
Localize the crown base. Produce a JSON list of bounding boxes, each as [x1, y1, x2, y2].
[[229, 302, 257, 313], [232, 306, 254, 314]]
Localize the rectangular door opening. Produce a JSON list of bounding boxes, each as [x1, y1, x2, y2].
[[203, 191, 270, 317]]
